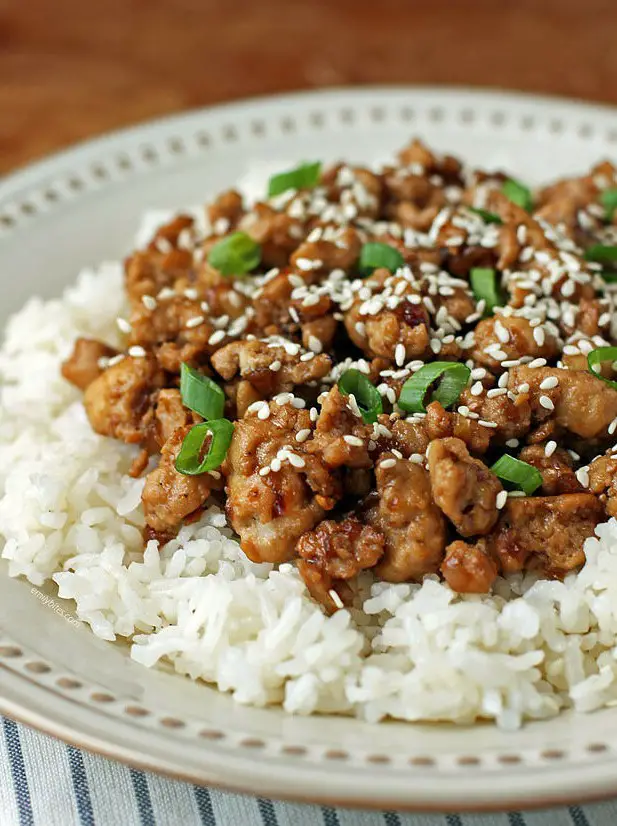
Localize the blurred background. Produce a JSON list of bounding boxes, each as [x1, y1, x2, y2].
[[2, 0, 617, 173]]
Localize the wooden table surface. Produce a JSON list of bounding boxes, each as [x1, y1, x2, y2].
[[2, 0, 617, 173]]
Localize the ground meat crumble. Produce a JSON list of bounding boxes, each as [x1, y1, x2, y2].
[[63, 138, 617, 612]]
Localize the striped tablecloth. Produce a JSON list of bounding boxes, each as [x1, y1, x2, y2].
[[1, 718, 616, 826]]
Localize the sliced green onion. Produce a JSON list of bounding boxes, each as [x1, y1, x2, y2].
[[208, 232, 261, 276], [470, 267, 504, 315], [584, 244, 617, 264], [338, 368, 383, 424], [180, 362, 225, 420], [587, 347, 617, 389], [359, 243, 405, 276], [175, 419, 234, 476], [600, 188, 617, 220], [502, 178, 533, 211], [267, 161, 322, 197], [398, 362, 471, 414], [601, 272, 617, 283], [491, 454, 543, 496], [468, 206, 502, 225]]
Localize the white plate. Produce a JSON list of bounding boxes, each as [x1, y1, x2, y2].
[[2, 87, 617, 813]]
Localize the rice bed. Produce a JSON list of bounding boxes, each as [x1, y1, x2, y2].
[[3, 252, 617, 729]]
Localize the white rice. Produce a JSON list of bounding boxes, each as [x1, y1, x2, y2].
[[4, 228, 617, 728]]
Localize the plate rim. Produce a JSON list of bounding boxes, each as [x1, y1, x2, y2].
[[3, 84, 617, 812]]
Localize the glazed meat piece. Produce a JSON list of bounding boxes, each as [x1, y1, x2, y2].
[[472, 316, 559, 372], [518, 444, 583, 495], [424, 402, 493, 455], [427, 437, 502, 537], [290, 226, 363, 274], [440, 539, 498, 594], [588, 453, 617, 517], [297, 516, 385, 613], [457, 386, 533, 444], [344, 269, 431, 361], [365, 454, 447, 582], [490, 494, 605, 578], [211, 339, 331, 398], [509, 366, 617, 440], [128, 294, 219, 373], [61, 337, 118, 391], [225, 403, 339, 563], [152, 389, 201, 449], [305, 386, 373, 470], [207, 189, 244, 231], [142, 426, 217, 535], [84, 355, 165, 445], [125, 216, 195, 306], [242, 202, 304, 268]]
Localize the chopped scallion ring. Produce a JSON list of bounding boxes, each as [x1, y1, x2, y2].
[[208, 232, 261, 276], [175, 419, 234, 476], [468, 206, 502, 225], [180, 363, 225, 421], [600, 188, 617, 221], [491, 454, 543, 496], [584, 244, 617, 265], [359, 242, 405, 276], [398, 362, 471, 414], [587, 347, 617, 390], [502, 178, 533, 211], [267, 161, 322, 197], [338, 369, 383, 424], [470, 267, 504, 315]]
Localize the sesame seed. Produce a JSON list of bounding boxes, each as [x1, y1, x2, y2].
[[128, 345, 147, 358], [410, 453, 424, 464], [379, 458, 397, 469], [545, 440, 557, 457], [107, 354, 125, 367], [539, 376, 559, 390], [539, 395, 555, 411], [533, 326, 546, 347], [259, 466, 271, 477], [141, 294, 157, 310], [308, 335, 323, 354], [343, 435, 364, 447], [576, 466, 590, 488], [287, 453, 306, 468], [300, 352, 315, 362], [528, 358, 547, 369], [395, 343, 406, 367], [208, 330, 225, 345], [186, 315, 205, 328], [269, 360, 282, 372], [270, 458, 282, 472], [309, 407, 319, 422], [184, 288, 199, 300], [609, 417, 617, 436], [470, 381, 484, 396], [391, 448, 403, 459], [116, 317, 132, 334], [505, 439, 519, 448], [494, 320, 510, 344], [296, 428, 311, 443], [257, 405, 271, 420], [517, 383, 530, 393], [486, 388, 507, 398], [328, 589, 344, 609], [478, 420, 498, 428], [496, 490, 508, 510]]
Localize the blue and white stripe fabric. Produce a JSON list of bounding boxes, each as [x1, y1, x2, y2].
[[1, 718, 616, 826]]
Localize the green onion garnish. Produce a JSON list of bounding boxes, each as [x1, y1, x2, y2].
[[359, 243, 405, 276], [502, 178, 533, 212], [398, 362, 471, 414], [470, 267, 504, 315], [491, 455, 543, 496], [600, 188, 617, 221], [584, 244, 617, 264], [208, 232, 261, 276], [267, 162, 322, 197], [338, 368, 383, 424], [587, 347, 617, 390], [180, 362, 225, 421], [468, 206, 502, 225], [175, 419, 234, 476]]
